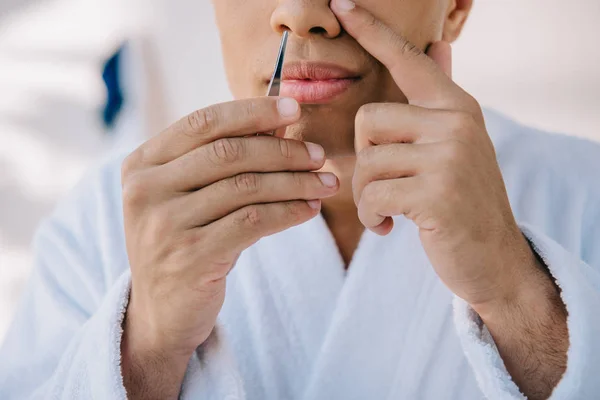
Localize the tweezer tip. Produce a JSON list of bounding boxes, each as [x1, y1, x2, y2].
[[266, 31, 290, 97], [280, 31, 289, 51], [277, 32, 289, 66]]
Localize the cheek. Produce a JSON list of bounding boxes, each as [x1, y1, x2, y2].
[[212, 0, 271, 98], [212, 0, 255, 31]]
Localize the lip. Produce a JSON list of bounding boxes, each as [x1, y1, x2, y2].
[[274, 62, 361, 104]]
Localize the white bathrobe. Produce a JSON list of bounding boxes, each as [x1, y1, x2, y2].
[[1, 109, 600, 400]]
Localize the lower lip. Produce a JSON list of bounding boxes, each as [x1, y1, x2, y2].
[[279, 78, 358, 104]]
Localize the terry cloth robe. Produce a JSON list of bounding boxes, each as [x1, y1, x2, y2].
[[1, 109, 600, 400]]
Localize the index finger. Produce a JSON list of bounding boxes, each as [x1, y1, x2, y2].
[[138, 97, 301, 166], [330, 0, 454, 105]]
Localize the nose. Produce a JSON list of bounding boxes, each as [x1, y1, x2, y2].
[[271, 0, 342, 39]]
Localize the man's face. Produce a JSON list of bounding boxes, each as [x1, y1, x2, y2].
[[212, 0, 452, 157]]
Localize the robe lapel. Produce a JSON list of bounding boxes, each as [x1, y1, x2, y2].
[[253, 214, 347, 382], [250, 214, 475, 400], [302, 218, 460, 400]]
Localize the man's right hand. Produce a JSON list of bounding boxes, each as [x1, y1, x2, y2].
[[119, 97, 338, 399]]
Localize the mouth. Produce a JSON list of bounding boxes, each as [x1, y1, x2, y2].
[[273, 62, 362, 104]]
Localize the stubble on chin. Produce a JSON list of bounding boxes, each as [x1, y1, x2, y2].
[[282, 107, 357, 159]]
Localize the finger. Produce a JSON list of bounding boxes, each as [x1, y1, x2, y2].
[[355, 104, 488, 154], [352, 143, 433, 206], [427, 41, 453, 79], [135, 97, 301, 166], [172, 172, 339, 228], [354, 103, 455, 152], [157, 136, 326, 191], [203, 200, 321, 256], [330, 0, 453, 105], [357, 177, 421, 234]]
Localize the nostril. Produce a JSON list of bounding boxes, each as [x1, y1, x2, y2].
[[280, 24, 291, 33], [309, 26, 327, 35]]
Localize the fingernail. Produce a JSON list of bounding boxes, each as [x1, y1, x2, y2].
[[318, 173, 338, 187], [307, 199, 322, 210], [305, 142, 325, 162], [334, 0, 355, 12], [277, 98, 299, 117]]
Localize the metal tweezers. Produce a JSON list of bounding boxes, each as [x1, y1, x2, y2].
[[266, 31, 290, 97]]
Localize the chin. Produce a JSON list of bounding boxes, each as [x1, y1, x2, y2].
[[283, 109, 357, 158]]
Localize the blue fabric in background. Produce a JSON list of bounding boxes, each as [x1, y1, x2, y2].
[[101, 46, 125, 129]]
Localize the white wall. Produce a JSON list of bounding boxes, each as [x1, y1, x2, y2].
[[1, 0, 599, 342], [454, 0, 600, 141]]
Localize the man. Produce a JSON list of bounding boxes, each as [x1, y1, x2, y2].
[[1, 0, 599, 399]]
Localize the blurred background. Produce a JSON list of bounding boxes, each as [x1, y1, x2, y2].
[[1, 0, 599, 342]]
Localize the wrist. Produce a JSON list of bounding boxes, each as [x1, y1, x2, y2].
[[471, 237, 561, 324], [467, 234, 568, 398], [120, 299, 193, 400], [122, 295, 197, 363], [121, 317, 193, 370]]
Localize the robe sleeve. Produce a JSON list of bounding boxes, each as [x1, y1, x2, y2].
[[453, 223, 600, 400], [0, 215, 131, 399], [0, 158, 245, 400]]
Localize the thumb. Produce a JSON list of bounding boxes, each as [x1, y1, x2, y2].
[[426, 41, 453, 79]]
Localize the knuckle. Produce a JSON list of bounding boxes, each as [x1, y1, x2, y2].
[[397, 37, 422, 59], [277, 138, 293, 159], [243, 100, 261, 130], [146, 205, 176, 244], [121, 147, 148, 179], [364, 14, 379, 30], [283, 201, 303, 223], [368, 14, 379, 28], [464, 95, 482, 114], [451, 111, 477, 133], [442, 140, 467, 164], [291, 172, 305, 188], [187, 106, 219, 136], [233, 173, 261, 195], [240, 205, 262, 227], [354, 151, 365, 171], [361, 182, 382, 207], [122, 171, 152, 208], [356, 146, 375, 169], [355, 104, 376, 132], [210, 138, 244, 164], [361, 15, 377, 29]]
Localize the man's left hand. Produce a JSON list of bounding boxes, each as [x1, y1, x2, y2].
[[331, 2, 569, 398], [331, 0, 543, 311]]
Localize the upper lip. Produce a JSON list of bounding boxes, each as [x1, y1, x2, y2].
[[277, 61, 361, 81]]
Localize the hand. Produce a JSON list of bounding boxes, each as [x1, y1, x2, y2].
[[120, 97, 339, 399], [331, 0, 538, 309]]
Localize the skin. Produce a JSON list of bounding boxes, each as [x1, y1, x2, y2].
[[121, 0, 569, 399]]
